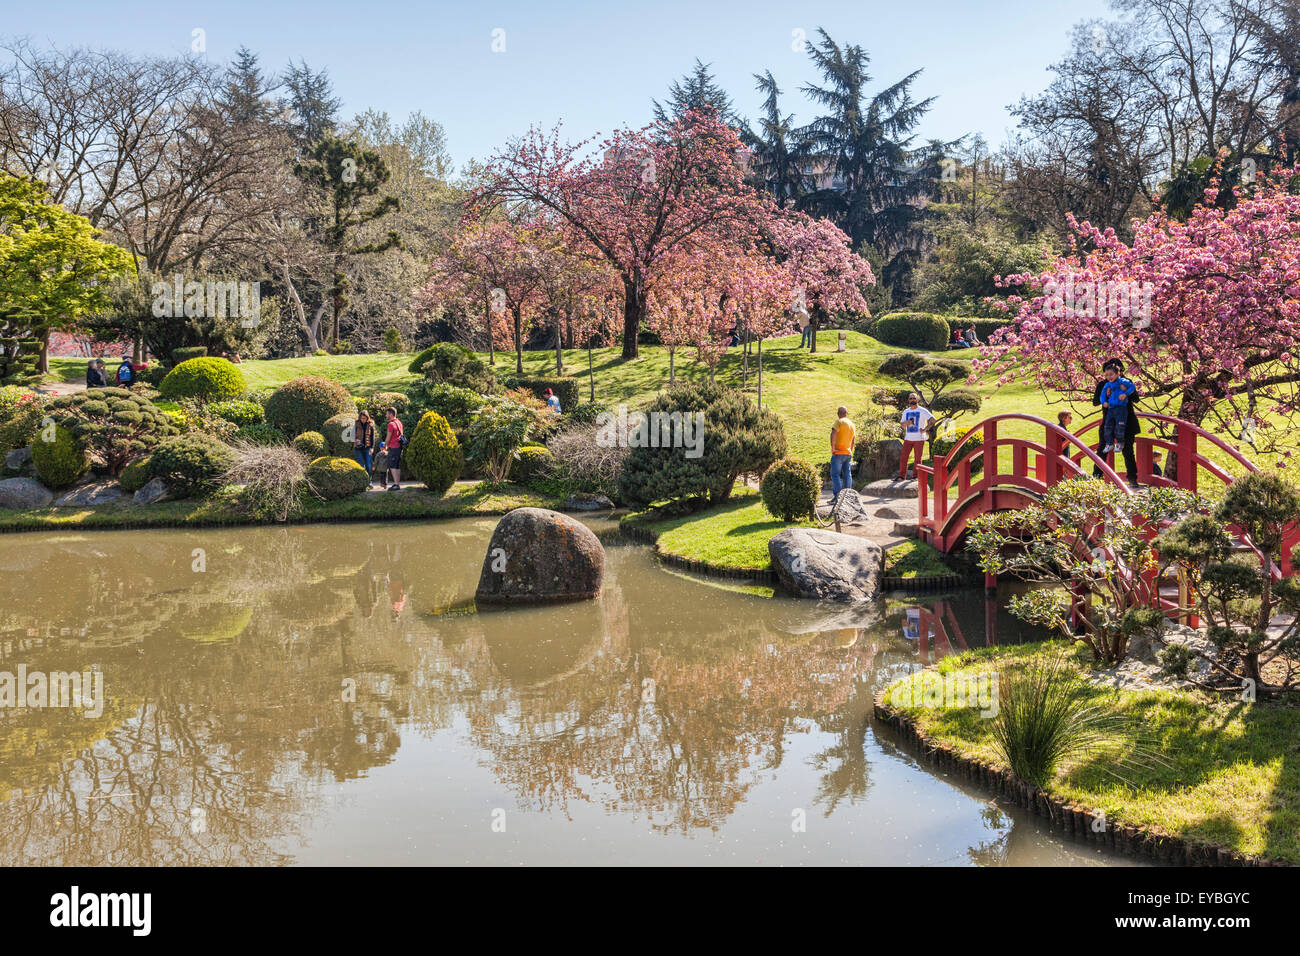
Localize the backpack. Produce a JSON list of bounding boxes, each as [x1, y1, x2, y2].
[[117, 363, 133, 384]]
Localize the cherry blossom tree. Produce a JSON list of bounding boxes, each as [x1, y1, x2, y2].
[[476, 110, 774, 359], [978, 167, 1300, 464]]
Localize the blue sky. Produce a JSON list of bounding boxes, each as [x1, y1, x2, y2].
[[7, 0, 1113, 169]]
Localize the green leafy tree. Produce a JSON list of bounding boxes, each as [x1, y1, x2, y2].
[[294, 136, 401, 350], [0, 174, 134, 376]]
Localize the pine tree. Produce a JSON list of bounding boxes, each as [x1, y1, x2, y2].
[[282, 59, 341, 148], [652, 59, 742, 130]]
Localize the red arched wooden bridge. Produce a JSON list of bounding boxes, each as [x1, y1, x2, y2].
[[915, 412, 1300, 590]]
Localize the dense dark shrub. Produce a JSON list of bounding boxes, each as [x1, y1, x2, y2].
[[872, 312, 951, 351], [264, 376, 356, 437], [404, 411, 462, 494], [171, 346, 209, 364], [159, 357, 246, 402], [148, 433, 235, 496], [412, 342, 495, 391], [305, 456, 370, 500], [31, 423, 89, 488], [618, 380, 787, 508], [502, 375, 579, 412], [292, 431, 328, 459], [118, 457, 152, 493], [567, 401, 602, 425], [235, 422, 285, 445], [761, 457, 821, 522], [321, 413, 358, 456], [406, 381, 484, 433], [44, 387, 179, 476]]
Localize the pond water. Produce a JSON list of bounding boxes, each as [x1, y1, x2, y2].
[[0, 519, 1144, 866]]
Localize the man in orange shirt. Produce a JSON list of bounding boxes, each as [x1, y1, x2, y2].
[[830, 405, 856, 501]]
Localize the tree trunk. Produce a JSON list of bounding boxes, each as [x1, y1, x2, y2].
[[555, 317, 564, 375], [757, 337, 763, 408], [809, 314, 819, 354], [512, 306, 524, 375], [282, 263, 321, 353], [668, 347, 675, 382], [588, 343, 595, 403], [484, 286, 495, 365], [622, 276, 643, 360], [38, 328, 50, 375]]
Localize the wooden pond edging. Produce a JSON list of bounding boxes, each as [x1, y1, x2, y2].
[[872, 684, 1280, 867]]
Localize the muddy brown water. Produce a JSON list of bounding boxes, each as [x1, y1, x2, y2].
[[0, 519, 1146, 865]]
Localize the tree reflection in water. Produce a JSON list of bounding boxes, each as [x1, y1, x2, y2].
[[0, 522, 1035, 863]]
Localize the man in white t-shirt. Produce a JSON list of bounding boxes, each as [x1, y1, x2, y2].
[[898, 392, 934, 480]]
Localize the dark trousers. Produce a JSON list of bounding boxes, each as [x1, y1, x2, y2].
[[1094, 430, 1137, 481], [1102, 405, 1128, 450]]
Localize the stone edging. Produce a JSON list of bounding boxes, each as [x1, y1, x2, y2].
[[881, 572, 972, 592], [872, 683, 1279, 867], [618, 519, 778, 584]]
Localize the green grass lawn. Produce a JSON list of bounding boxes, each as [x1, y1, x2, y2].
[[883, 539, 954, 578], [885, 641, 1300, 864], [623, 493, 809, 573]]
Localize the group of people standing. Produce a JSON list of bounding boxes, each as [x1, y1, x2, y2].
[[85, 356, 143, 388], [827, 357, 1153, 502], [351, 407, 405, 491]]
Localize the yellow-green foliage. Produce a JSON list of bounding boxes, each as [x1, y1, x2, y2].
[[305, 455, 370, 500], [405, 410, 462, 495], [31, 423, 89, 488]]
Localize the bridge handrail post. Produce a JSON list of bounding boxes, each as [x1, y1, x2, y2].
[[934, 458, 948, 522], [1045, 425, 1061, 486], [984, 418, 998, 480], [1176, 425, 1198, 493]]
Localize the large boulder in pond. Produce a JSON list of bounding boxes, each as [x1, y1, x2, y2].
[[768, 527, 883, 603], [476, 507, 604, 604], [0, 476, 53, 510]]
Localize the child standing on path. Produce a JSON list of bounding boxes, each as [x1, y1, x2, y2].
[[1099, 366, 1136, 453]]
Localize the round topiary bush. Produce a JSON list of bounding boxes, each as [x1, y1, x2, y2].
[[118, 457, 152, 493], [761, 456, 821, 522], [43, 387, 179, 476], [159, 357, 246, 402], [872, 312, 952, 351], [404, 411, 462, 494], [264, 376, 356, 438], [305, 456, 370, 500], [31, 422, 90, 489], [510, 444, 552, 485], [147, 433, 235, 496], [363, 390, 411, 423], [292, 431, 328, 459], [321, 412, 359, 456]]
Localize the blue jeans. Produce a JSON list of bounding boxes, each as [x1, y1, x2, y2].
[[800, 326, 814, 348], [354, 447, 373, 474], [1102, 405, 1127, 450], [831, 454, 852, 498]]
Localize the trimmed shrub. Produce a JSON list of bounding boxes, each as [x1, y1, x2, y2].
[[406, 381, 484, 432], [292, 431, 328, 459], [264, 376, 356, 437], [405, 411, 462, 494], [872, 312, 951, 351], [502, 375, 579, 412], [510, 444, 552, 485], [208, 399, 264, 428], [148, 433, 235, 496], [119, 458, 152, 493], [761, 456, 821, 522], [171, 346, 208, 363], [363, 390, 411, 423], [320, 412, 360, 456], [235, 422, 286, 446], [618, 380, 787, 508], [305, 456, 370, 500], [31, 423, 90, 489], [159, 357, 246, 402], [43, 387, 179, 476], [412, 342, 495, 391]]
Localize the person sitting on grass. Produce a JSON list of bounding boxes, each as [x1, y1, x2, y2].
[[829, 405, 856, 501], [965, 324, 980, 346], [899, 393, 933, 480], [950, 329, 970, 348], [380, 407, 404, 491]]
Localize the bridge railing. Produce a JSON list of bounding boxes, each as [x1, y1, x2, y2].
[[916, 411, 1300, 577]]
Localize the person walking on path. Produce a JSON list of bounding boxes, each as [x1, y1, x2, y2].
[[380, 407, 404, 491], [899, 392, 934, 480], [1091, 358, 1142, 486], [353, 410, 377, 489], [829, 406, 856, 500]]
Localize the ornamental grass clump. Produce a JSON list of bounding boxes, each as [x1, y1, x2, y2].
[[223, 440, 310, 521]]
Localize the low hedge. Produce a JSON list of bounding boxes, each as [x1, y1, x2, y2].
[[872, 312, 951, 351], [945, 317, 1012, 344], [502, 375, 579, 412], [306, 456, 370, 500]]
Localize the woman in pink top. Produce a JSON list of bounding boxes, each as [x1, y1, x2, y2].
[[382, 407, 404, 491]]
